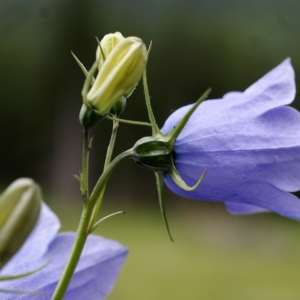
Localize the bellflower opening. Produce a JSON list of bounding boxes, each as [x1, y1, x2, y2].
[[161, 58, 300, 220], [0, 203, 128, 299]]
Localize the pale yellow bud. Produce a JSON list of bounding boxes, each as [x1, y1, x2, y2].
[[96, 32, 125, 69], [86, 36, 148, 116], [0, 178, 41, 269]]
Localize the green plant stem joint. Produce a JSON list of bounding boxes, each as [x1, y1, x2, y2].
[[79, 104, 103, 130], [112, 95, 126, 116], [131, 132, 207, 192], [132, 137, 172, 173]]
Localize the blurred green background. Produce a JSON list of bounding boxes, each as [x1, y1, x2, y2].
[[1, 0, 300, 299]]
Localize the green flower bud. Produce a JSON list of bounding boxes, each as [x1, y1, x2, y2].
[[86, 36, 148, 116], [79, 103, 103, 129], [0, 178, 41, 269], [96, 32, 125, 69], [112, 96, 127, 116]]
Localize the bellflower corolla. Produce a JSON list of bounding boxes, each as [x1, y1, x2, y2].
[[161, 59, 300, 219], [0, 203, 128, 299]]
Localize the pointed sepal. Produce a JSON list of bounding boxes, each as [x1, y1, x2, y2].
[[74, 174, 82, 185], [0, 289, 43, 296], [155, 172, 174, 242], [95, 36, 106, 62], [71, 52, 94, 85], [0, 261, 50, 281], [169, 163, 207, 191], [91, 211, 125, 232], [166, 88, 211, 146], [143, 70, 161, 137], [81, 61, 98, 104]]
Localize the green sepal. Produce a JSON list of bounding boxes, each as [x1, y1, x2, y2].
[[81, 61, 98, 105], [112, 96, 127, 116], [125, 85, 136, 98], [71, 52, 94, 86], [79, 103, 103, 129], [0, 260, 49, 281], [155, 172, 174, 242], [131, 135, 207, 191], [143, 70, 160, 136], [78, 60, 105, 129], [91, 211, 125, 232], [0, 289, 43, 296], [165, 88, 211, 146], [74, 174, 82, 185], [95, 36, 106, 62], [169, 162, 207, 191], [88, 136, 94, 149]]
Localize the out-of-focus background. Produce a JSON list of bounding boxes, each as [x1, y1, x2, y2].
[[1, 0, 300, 299]]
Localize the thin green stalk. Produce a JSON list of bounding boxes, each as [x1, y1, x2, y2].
[[143, 70, 160, 136], [91, 211, 125, 232], [50, 202, 91, 300], [105, 115, 152, 127], [88, 118, 119, 230], [51, 128, 91, 300], [51, 148, 131, 300], [0, 261, 50, 281], [81, 128, 90, 201]]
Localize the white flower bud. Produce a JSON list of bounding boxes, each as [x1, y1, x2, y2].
[[86, 36, 148, 116]]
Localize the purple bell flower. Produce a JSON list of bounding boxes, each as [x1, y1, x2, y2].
[[161, 58, 300, 219], [0, 203, 128, 299]]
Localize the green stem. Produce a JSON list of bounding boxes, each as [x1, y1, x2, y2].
[[51, 129, 90, 300], [51, 149, 131, 300], [50, 203, 91, 300], [81, 128, 89, 201], [88, 118, 119, 230], [143, 70, 160, 136]]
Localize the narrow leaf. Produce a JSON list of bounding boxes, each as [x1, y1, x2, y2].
[[71, 52, 94, 85]]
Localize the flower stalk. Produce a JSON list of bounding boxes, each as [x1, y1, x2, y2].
[[51, 143, 131, 300]]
